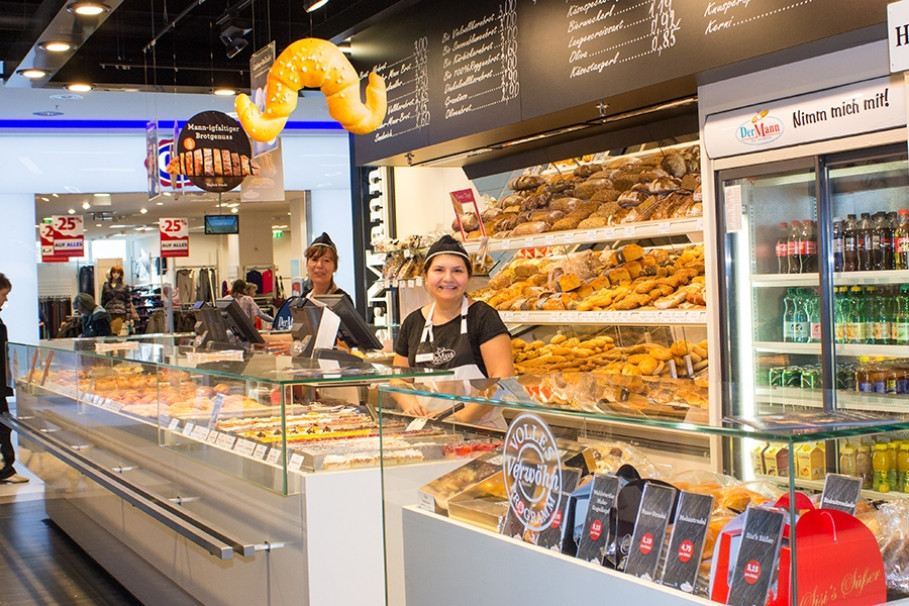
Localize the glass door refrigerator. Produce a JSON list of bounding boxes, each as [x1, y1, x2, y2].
[[716, 140, 909, 481]]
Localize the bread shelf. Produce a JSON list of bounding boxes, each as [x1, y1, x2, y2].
[[498, 308, 706, 326]]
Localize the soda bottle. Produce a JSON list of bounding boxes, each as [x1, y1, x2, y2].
[[792, 289, 810, 343], [845, 286, 864, 344], [896, 210, 909, 269], [834, 287, 846, 343], [799, 220, 817, 272], [871, 212, 884, 270], [787, 220, 801, 273], [873, 443, 890, 491], [775, 222, 790, 273], [897, 285, 909, 345], [857, 212, 873, 271], [782, 289, 795, 342], [843, 214, 858, 271], [833, 219, 844, 272], [882, 212, 897, 270], [808, 290, 822, 343]]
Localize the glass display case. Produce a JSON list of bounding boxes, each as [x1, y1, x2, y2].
[[718, 142, 909, 420], [376, 379, 909, 606]]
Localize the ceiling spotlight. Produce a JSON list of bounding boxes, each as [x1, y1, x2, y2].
[[67, 209, 76, 214], [231, 207, 239, 214], [39, 41, 73, 52], [18, 69, 48, 79], [305, 0, 330, 12], [219, 23, 251, 59], [82, 201, 91, 209], [140, 208, 148, 214], [67, 83, 93, 92], [67, 2, 110, 16], [213, 88, 236, 96]]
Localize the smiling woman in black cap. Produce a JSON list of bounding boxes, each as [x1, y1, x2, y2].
[[302, 232, 351, 301], [392, 234, 513, 428]]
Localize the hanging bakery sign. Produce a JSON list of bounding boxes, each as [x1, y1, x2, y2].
[[503, 412, 563, 532], [166, 111, 259, 192], [235, 37, 387, 141]]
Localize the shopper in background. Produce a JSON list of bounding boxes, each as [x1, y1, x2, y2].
[[229, 279, 274, 325], [302, 232, 353, 302], [0, 273, 29, 483], [392, 235, 513, 429], [101, 265, 137, 335], [73, 293, 112, 337]]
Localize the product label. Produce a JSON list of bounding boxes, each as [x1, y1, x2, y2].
[[821, 473, 863, 514], [896, 323, 909, 343], [660, 491, 714, 592], [577, 474, 621, 563], [805, 241, 817, 254], [810, 322, 822, 341], [775, 243, 787, 258], [624, 484, 677, 581], [726, 507, 786, 606], [844, 236, 856, 252]]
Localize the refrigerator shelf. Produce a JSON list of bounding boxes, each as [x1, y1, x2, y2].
[[755, 387, 909, 412], [498, 308, 707, 326], [754, 341, 820, 354], [754, 340, 909, 358], [750, 270, 909, 288]]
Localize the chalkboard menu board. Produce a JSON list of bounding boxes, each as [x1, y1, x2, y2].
[[353, 0, 888, 166]]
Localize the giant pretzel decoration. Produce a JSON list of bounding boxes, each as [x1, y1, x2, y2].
[[235, 38, 387, 141]]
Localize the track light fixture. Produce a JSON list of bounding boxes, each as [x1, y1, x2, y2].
[[219, 19, 252, 59], [305, 0, 330, 13]]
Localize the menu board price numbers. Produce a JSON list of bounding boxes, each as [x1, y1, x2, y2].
[[649, 0, 680, 56]]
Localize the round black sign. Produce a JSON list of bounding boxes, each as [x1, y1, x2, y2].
[[175, 111, 257, 192]]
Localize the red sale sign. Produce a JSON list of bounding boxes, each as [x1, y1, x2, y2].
[[160, 218, 189, 258], [50, 215, 84, 258], [39, 224, 69, 263]]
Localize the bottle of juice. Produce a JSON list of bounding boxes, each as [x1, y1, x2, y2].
[[839, 444, 857, 477], [856, 443, 873, 489], [888, 441, 899, 489], [898, 443, 909, 493], [872, 443, 890, 491]]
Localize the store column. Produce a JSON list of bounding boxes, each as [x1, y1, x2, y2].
[[0, 194, 40, 345], [288, 193, 310, 280]]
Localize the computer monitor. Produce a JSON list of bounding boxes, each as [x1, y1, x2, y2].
[[313, 294, 383, 351], [193, 299, 264, 346], [215, 298, 264, 344]]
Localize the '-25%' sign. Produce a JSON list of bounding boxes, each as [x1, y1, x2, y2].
[[159, 217, 189, 258], [50, 215, 84, 258], [503, 412, 563, 533]]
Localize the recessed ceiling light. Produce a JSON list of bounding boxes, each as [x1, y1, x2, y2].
[[67, 83, 93, 93], [40, 197, 49, 202], [50, 93, 83, 101], [96, 223, 102, 227], [82, 201, 90, 209], [231, 207, 239, 214], [140, 208, 148, 214], [93, 193, 109, 197], [19, 69, 48, 79], [33, 110, 63, 117], [39, 41, 73, 53], [67, 2, 110, 16], [156, 202, 164, 206], [213, 88, 235, 96], [67, 209, 76, 214]]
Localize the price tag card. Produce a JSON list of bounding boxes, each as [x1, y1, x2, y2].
[[207, 394, 225, 429], [524, 237, 535, 249], [499, 507, 527, 541], [415, 277, 424, 287], [266, 448, 282, 465], [697, 218, 704, 231], [182, 421, 195, 437], [658, 222, 671, 234], [107, 398, 122, 411], [254, 444, 269, 460], [565, 231, 577, 243], [407, 279, 415, 288], [288, 452, 306, 471], [726, 507, 786, 606], [234, 439, 256, 457], [577, 474, 621, 564], [167, 417, 181, 432], [624, 484, 677, 581], [215, 432, 237, 450], [820, 473, 863, 514], [406, 418, 428, 432], [534, 491, 574, 553], [617, 311, 632, 323], [206, 430, 220, 445], [659, 491, 715, 591], [604, 228, 617, 240], [624, 225, 636, 237], [191, 425, 210, 441], [544, 234, 555, 246], [418, 490, 436, 513]]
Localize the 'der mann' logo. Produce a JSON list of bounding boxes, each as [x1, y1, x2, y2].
[[735, 110, 784, 146]]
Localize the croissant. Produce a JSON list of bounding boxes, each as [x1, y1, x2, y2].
[[235, 38, 387, 141]]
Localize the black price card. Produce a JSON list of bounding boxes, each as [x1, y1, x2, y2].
[[624, 484, 677, 581], [576, 474, 620, 564], [534, 490, 574, 553], [820, 473, 863, 515], [659, 491, 714, 592], [499, 506, 526, 541], [726, 507, 786, 606]]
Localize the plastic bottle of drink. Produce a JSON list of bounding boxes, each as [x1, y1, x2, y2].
[[871, 212, 884, 270], [898, 443, 909, 493], [787, 220, 802, 273], [897, 286, 909, 345], [862, 287, 875, 344], [882, 212, 897, 270], [896, 210, 909, 269], [857, 442, 873, 488], [808, 290, 822, 343], [834, 287, 846, 343], [782, 289, 795, 342], [843, 214, 858, 271], [855, 364, 872, 392], [799, 220, 817, 272], [775, 222, 790, 273], [871, 287, 892, 345], [839, 443, 857, 477], [873, 443, 890, 491], [845, 287, 863, 343], [792, 289, 810, 343], [888, 442, 899, 489], [833, 218, 844, 272], [857, 212, 873, 271]]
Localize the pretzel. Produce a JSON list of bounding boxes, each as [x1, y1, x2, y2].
[[235, 38, 387, 141]]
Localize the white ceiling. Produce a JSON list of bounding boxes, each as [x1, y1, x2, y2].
[[0, 85, 351, 238]]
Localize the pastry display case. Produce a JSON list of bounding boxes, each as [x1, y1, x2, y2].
[[376, 380, 909, 606], [3, 338, 470, 606]]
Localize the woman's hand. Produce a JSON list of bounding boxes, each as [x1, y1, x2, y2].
[[400, 400, 428, 416]]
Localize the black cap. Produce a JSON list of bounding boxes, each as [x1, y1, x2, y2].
[[424, 234, 470, 265], [311, 232, 336, 251]]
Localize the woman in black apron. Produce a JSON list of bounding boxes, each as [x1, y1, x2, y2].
[[393, 235, 513, 428]]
